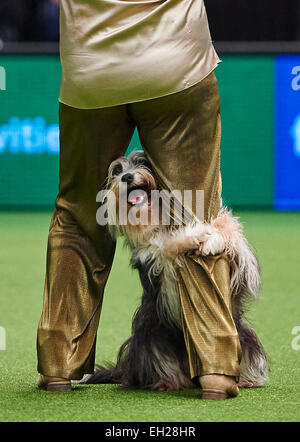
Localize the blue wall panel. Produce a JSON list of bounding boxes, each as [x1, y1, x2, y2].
[[275, 55, 300, 210]]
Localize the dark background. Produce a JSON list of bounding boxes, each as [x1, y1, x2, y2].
[[0, 0, 300, 43], [205, 0, 300, 41]]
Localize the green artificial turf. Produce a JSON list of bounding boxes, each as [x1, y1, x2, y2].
[[0, 210, 299, 422]]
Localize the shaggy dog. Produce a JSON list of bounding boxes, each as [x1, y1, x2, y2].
[[84, 150, 268, 391]]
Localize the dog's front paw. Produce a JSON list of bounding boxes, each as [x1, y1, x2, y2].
[[198, 231, 226, 256], [162, 232, 208, 261]]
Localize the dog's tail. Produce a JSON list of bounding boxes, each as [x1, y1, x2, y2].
[[212, 208, 261, 299], [80, 364, 122, 384], [79, 338, 131, 385]]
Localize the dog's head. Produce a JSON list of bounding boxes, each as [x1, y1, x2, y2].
[[105, 150, 159, 242], [107, 150, 156, 206]]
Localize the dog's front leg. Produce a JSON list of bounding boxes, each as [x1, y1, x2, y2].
[[154, 223, 226, 261], [155, 223, 212, 262]]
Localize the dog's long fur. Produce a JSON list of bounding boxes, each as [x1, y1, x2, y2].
[[84, 151, 268, 390]]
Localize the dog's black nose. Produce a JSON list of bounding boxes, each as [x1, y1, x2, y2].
[[121, 173, 134, 184]]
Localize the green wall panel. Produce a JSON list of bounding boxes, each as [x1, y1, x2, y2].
[[0, 56, 61, 206], [0, 55, 274, 208], [216, 55, 274, 207]]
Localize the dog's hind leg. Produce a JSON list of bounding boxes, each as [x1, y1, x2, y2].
[[121, 256, 194, 390], [119, 304, 194, 390], [235, 318, 269, 388], [150, 339, 195, 391]]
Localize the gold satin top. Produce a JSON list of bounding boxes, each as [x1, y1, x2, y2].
[[59, 0, 220, 109]]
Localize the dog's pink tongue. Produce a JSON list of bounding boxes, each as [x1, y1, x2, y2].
[[128, 189, 146, 205]]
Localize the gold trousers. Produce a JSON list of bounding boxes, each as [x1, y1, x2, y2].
[[37, 72, 242, 380]]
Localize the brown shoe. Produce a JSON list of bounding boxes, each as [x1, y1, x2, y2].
[[199, 375, 239, 400], [37, 374, 72, 392]]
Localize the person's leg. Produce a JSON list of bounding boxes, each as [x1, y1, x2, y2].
[[37, 103, 135, 383], [130, 72, 241, 396]]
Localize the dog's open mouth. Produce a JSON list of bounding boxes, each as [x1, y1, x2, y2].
[[127, 185, 151, 206]]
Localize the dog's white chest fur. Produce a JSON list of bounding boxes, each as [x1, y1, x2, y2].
[[132, 243, 182, 328]]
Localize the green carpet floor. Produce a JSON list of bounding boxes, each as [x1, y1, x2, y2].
[[0, 210, 299, 422]]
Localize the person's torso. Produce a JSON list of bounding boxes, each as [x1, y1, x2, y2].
[[59, 0, 220, 109]]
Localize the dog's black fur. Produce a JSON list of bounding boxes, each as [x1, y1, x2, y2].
[[86, 257, 191, 389]]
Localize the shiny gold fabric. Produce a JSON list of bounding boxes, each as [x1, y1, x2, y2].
[[59, 0, 220, 109], [179, 255, 242, 378], [37, 72, 241, 380]]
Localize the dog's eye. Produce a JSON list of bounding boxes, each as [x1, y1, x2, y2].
[[135, 157, 151, 170], [139, 160, 151, 169], [112, 164, 123, 176]]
